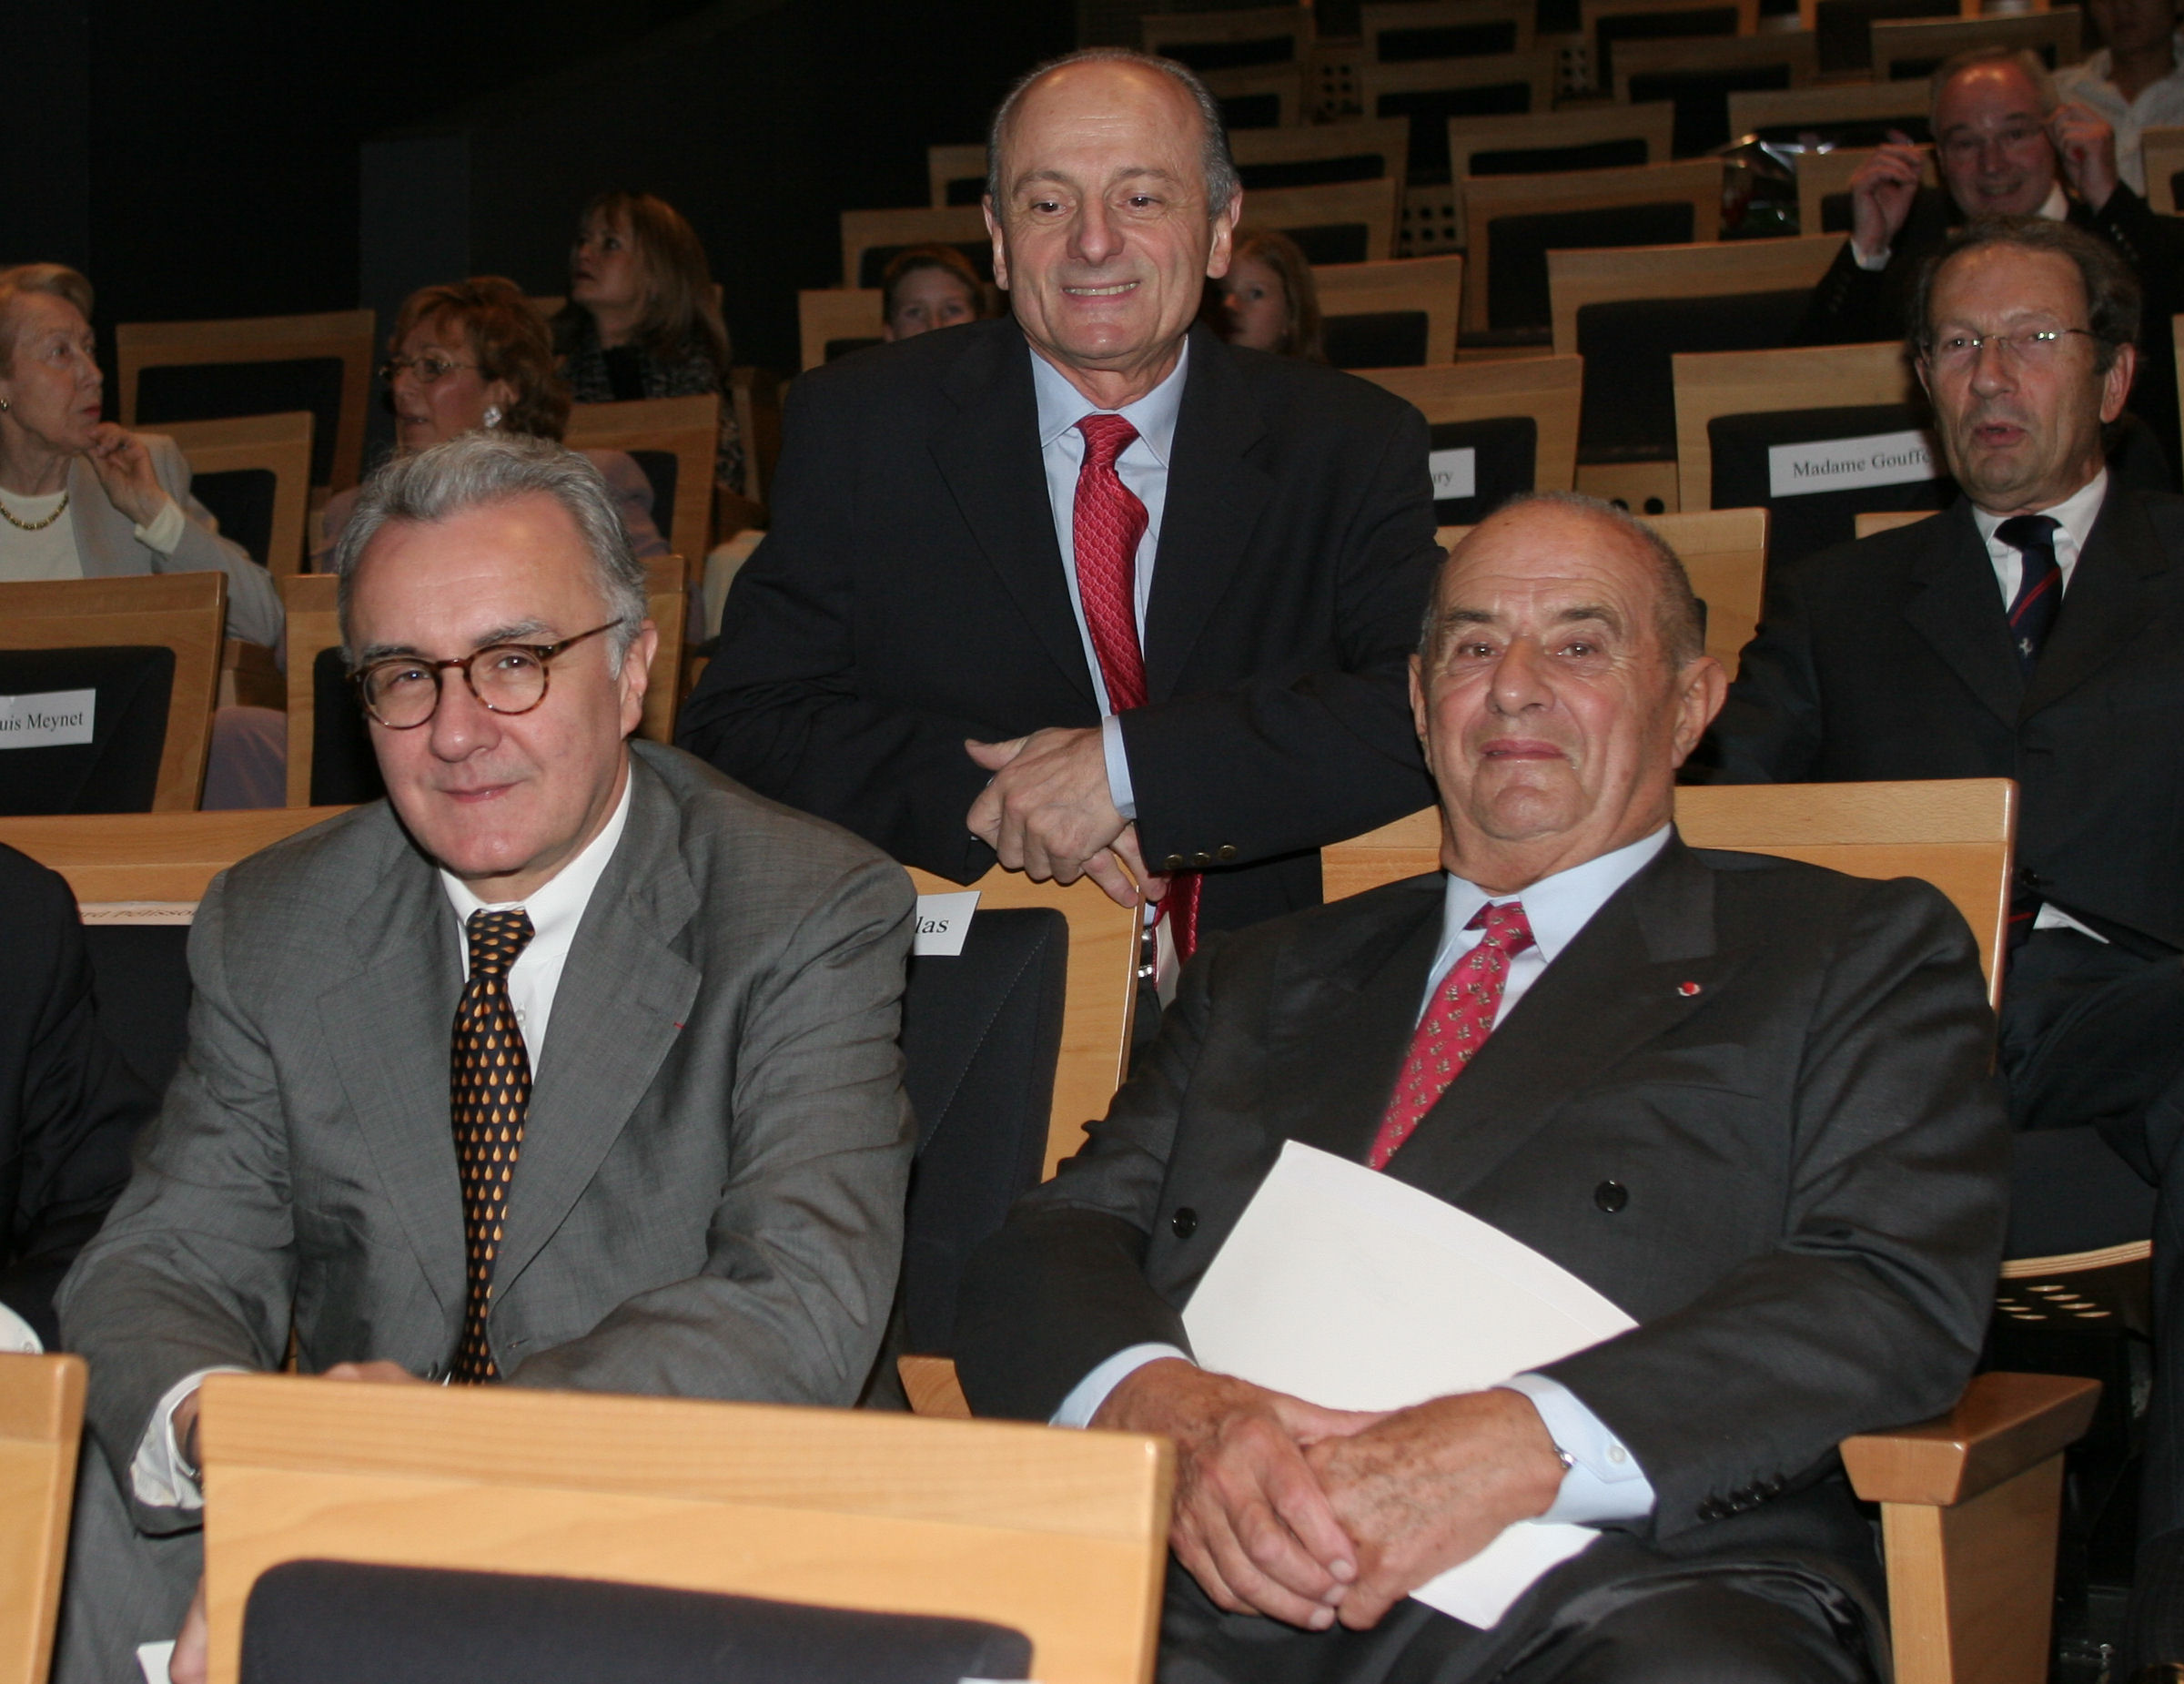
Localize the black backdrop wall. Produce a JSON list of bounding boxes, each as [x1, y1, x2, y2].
[[4, 0, 1072, 383]]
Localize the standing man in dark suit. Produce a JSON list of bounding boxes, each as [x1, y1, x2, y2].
[[0, 844, 156, 1354], [956, 492, 2007, 1682], [1798, 46, 2184, 476], [1706, 217, 2184, 1667], [56, 434, 916, 1683], [678, 48, 1439, 958]]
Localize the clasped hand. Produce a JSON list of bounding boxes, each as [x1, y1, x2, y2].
[[966, 727, 1166, 909], [1093, 1359, 1566, 1632]]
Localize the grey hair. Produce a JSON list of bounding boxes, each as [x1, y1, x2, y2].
[[986, 47, 1240, 220], [1421, 492, 1707, 668], [330, 431, 647, 671], [1931, 45, 2058, 132], [1909, 213, 2140, 371]]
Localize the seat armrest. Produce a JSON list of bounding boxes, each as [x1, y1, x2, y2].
[[1840, 1372, 2100, 1506], [899, 1355, 972, 1419]]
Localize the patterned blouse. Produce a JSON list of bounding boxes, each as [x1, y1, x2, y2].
[[558, 312, 745, 498]]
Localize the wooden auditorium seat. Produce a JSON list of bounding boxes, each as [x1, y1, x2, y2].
[[0, 1354, 85, 1684], [161, 411, 315, 578]]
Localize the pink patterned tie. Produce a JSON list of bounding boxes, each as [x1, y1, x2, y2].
[[1074, 414, 1200, 958], [1366, 901, 1535, 1170]]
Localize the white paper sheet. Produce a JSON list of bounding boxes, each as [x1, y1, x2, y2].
[[1182, 1140, 1636, 1628], [913, 891, 980, 957]]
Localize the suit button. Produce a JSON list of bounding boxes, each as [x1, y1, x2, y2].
[[1192, 851, 1215, 868], [1162, 854, 1187, 872], [1217, 844, 1239, 862], [1171, 1207, 1198, 1238], [1593, 1181, 1628, 1212], [1698, 1498, 1725, 1521]]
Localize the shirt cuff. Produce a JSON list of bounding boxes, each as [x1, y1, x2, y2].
[[0, 1301, 41, 1354], [1497, 1374, 1654, 1526], [2034, 903, 2110, 943], [1851, 241, 1892, 272], [1101, 713, 1137, 821], [1052, 1342, 1189, 1427], [130, 1366, 250, 1510], [133, 495, 187, 554]]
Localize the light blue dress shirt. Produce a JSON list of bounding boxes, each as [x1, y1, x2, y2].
[[1029, 341, 1191, 818], [1053, 825, 1672, 1528]]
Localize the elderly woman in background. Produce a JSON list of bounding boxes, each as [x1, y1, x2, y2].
[[0, 265, 282, 647], [556, 191, 743, 499], [1211, 227, 1325, 361], [316, 276, 667, 567], [880, 245, 989, 341]]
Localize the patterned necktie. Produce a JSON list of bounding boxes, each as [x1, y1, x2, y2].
[[450, 908, 535, 1383], [1997, 514, 2062, 674], [1367, 901, 1535, 1171], [1074, 413, 1201, 958]]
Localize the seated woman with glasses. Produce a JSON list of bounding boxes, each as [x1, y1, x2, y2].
[[315, 277, 667, 570], [555, 192, 743, 502]]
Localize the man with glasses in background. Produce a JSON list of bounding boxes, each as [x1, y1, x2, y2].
[[53, 432, 918, 1682], [1707, 218, 2184, 1674], [1801, 45, 2184, 478]]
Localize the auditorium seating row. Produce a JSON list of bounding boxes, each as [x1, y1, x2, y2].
[[0, 774, 2125, 1684]]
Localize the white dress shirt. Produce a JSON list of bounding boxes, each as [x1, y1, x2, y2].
[[0, 488, 184, 583], [1030, 340, 1191, 819], [1973, 470, 2111, 943], [1054, 827, 1673, 1528], [2057, 36, 2184, 196], [130, 768, 635, 1509]]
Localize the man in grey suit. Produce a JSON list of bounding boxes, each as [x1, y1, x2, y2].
[[956, 492, 2009, 1682], [56, 433, 915, 1681]]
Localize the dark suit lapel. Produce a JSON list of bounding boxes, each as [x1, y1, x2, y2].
[[1382, 839, 1726, 1205], [1142, 328, 1274, 700], [2021, 482, 2172, 719], [318, 814, 467, 1313], [927, 323, 1098, 707], [496, 758, 702, 1292], [1263, 878, 1448, 1166], [1901, 499, 2024, 728]]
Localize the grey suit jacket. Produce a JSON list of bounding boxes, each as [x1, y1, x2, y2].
[[957, 837, 2007, 1617], [68, 432, 285, 649], [61, 742, 915, 1531]]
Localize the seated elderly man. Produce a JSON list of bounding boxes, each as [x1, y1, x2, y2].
[[956, 492, 2008, 1684], [55, 433, 915, 1682], [1800, 45, 2184, 476]]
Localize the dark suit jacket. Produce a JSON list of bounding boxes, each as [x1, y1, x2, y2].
[[956, 839, 2007, 1634], [1698, 484, 2184, 953], [1797, 183, 2184, 478], [676, 319, 1441, 935], [60, 744, 916, 1532], [0, 846, 155, 1348]]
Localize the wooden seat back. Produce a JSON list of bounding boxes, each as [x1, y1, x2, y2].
[[0, 1354, 85, 1684], [1313, 255, 1464, 365], [1323, 778, 2013, 1000], [1231, 117, 1411, 188], [1869, 6, 2083, 79], [926, 143, 988, 208], [280, 574, 340, 807], [161, 411, 315, 577], [640, 555, 688, 746], [1673, 339, 1919, 510], [1362, 0, 1537, 62], [1610, 31, 1820, 138], [565, 394, 721, 561], [1445, 104, 1676, 246], [0, 573, 227, 812], [116, 309, 374, 492], [1583, 0, 1761, 92], [1462, 157, 1724, 334], [1202, 62, 1310, 127], [838, 206, 989, 292], [196, 1374, 1172, 1684], [1797, 143, 1938, 238], [1729, 76, 1931, 143], [905, 867, 1140, 1178], [0, 806, 341, 906], [1548, 233, 1845, 357], [798, 289, 885, 372], [1239, 177, 1406, 262], [1141, 5, 1314, 65], [1365, 357, 1584, 493]]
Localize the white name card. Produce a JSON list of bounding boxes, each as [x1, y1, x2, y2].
[[1767, 429, 1939, 498], [80, 902, 197, 926], [1429, 447, 1478, 502], [0, 688, 95, 748], [912, 890, 980, 957]]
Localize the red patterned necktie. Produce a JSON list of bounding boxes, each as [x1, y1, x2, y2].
[[1366, 901, 1535, 1170], [450, 908, 534, 1383], [1073, 412, 1200, 958]]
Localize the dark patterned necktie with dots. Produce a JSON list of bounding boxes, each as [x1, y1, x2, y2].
[[450, 908, 535, 1383]]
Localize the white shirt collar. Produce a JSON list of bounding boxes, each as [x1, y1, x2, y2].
[[1970, 467, 2108, 559], [1031, 337, 1189, 464], [2038, 181, 2071, 222], [440, 760, 633, 935], [1438, 825, 1673, 969]]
